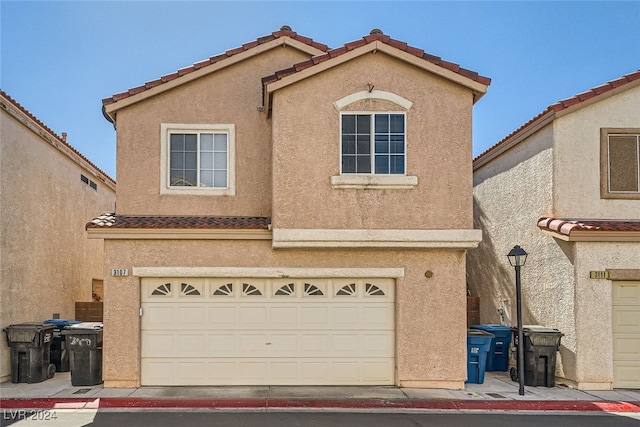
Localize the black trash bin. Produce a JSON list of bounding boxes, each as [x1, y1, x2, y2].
[[44, 319, 81, 372], [511, 325, 563, 387], [3, 323, 56, 383], [62, 322, 103, 386]]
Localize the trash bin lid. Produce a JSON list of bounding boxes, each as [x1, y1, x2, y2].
[[44, 319, 81, 327], [3, 322, 55, 331], [523, 325, 561, 333], [467, 329, 494, 337], [67, 322, 103, 330], [471, 324, 511, 332]]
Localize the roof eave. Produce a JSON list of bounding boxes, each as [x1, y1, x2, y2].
[[539, 228, 640, 242], [264, 40, 490, 114], [103, 36, 325, 123]]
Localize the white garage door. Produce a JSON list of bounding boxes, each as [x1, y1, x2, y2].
[[612, 281, 640, 388], [140, 277, 395, 386]]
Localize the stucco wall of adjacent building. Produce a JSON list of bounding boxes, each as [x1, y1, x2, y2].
[[114, 46, 312, 216], [553, 84, 640, 218], [570, 241, 640, 389], [271, 52, 475, 230], [0, 103, 115, 382], [468, 124, 578, 381], [102, 239, 469, 389]]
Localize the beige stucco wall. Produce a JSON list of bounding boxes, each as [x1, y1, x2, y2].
[[571, 242, 640, 389], [114, 46, 313, 216], [0, 106, 115, 382], [105, 41, 483, 388], [102, 239, 468, 388], [469, 84, 640, 389], [271, 52, 475, 230], [554, 84, 640, 218], [468, 124, 578, 381]]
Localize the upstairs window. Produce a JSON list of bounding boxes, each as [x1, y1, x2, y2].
[[601, 129, 640, 199], [169, 132, 228, 188], [341, 113, 405, 175], [160, 124, 235, 196]]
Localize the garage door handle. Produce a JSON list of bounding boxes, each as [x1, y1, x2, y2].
[[265, 342, 271, 345]]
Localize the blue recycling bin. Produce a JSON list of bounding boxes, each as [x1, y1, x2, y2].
[[466, 329, 494, 384], [471, 324, 512, 372], [44, 319, 81, 372]]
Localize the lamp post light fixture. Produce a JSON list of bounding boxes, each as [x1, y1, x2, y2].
[[507, 245, 528, 396]]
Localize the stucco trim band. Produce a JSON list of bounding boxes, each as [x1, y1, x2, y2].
[[132, 266, 405, 278], [333, 90, 413, 111], [540, 229, 640, 242], [608, 269, 640, 281], [272, 228, 482, 249], [331, 175, 418, 189], [86, 229, 272, 240]]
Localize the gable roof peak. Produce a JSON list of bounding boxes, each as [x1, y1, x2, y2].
[[102, 27, 328, 119]]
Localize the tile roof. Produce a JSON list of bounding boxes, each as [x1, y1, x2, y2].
[[474, 69, 640, 167], [0, 90, 115, 187], [86, 213, 271, 230], [262, 30, 491, 88], [538, 217, 640, 238], [102, 27, 328, 107]]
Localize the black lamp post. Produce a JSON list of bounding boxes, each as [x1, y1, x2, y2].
[[507, 245, 528, 396]]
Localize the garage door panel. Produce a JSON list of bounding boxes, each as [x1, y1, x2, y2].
[[207, 306, 237, 327], [270, 307, 298, 325], [176, 333, 206, 355], [612, 282, 640, 388], [300, 307, 329, 326], [332, 334, 360, 354], [362, 332, 394, 355], [208, 334, 237, 356], [141, 277, 395, 386], [177, 306, 206, 326], [613, 335, 640, 360], [141, 333, 175, 357], [142, 306, 175, 329], [239, 307, 268, 326], [300, 333, 330, 354], [269, 334, 298, 354]]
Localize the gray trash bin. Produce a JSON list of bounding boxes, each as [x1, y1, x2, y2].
[[3, 323, 56, 383], [511, 325, 563, 387], [62, 322, 103, 386]]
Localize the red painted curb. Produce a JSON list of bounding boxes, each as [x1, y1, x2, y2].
[[1, 398, 639, 412]]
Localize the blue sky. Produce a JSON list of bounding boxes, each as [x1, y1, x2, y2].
[[2, 1, 639, 179]]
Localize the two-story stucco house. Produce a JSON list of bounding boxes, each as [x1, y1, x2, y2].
[[0, 90, 116, 382], [89, 27, 490, 388], [468, 70, 640, 390]]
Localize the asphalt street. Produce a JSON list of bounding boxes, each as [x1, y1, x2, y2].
[[2, 410, 640, 427]]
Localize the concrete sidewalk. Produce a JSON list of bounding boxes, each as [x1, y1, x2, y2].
[[1, 371, 639, 412]]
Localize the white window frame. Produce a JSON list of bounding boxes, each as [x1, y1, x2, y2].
[[339, 112, 407, 176], [331, 90, 417, 190], [160, 123, 235, 196]]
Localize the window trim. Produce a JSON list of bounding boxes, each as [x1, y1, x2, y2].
[[160, 123, 235, 196], [600, 128, 640, 200], [339, 111, 407, 175], [334, 112, 417, 189]]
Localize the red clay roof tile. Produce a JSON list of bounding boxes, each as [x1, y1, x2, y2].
[[0, 90, 115, 185], [86, 213, 271, 230], [474, 69, 640, 166], [102, 28, 329, 107], [262, 31, 490, 91], [538, 217, 640, 236]]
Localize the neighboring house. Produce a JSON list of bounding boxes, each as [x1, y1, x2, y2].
[[0, 90, 116, 382], [89, 27, 490, 388], [467, 70, 640, 390]]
